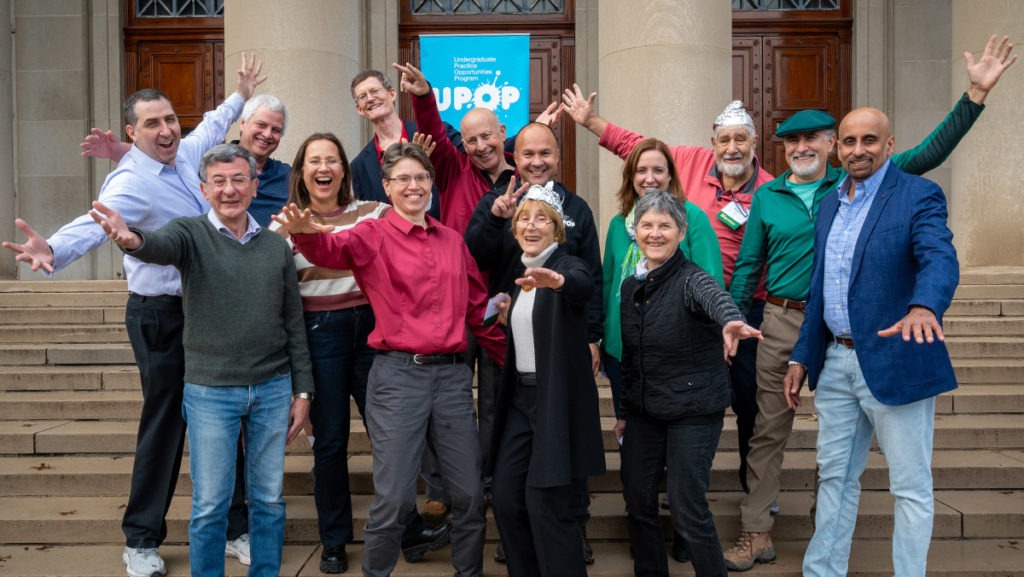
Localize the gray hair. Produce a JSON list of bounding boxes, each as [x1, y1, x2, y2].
[[199, 143, 257, 182], [241, 94, 288, 135], [350, 69, 393, 99], [634, 189, 689, 232], [123, 88, 171, 127]]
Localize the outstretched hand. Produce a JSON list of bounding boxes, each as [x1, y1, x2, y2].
[[966, 34, 1017, 104], [491, 178, 529, 219], [394, 62, 431, 97], [89, 201, 142, 251], [877, 306, 945, 344], [235, 51, 267, 101], [722, 320, 763, 363], [271, 203, 334, 236], [81, 128, 130, 162], [1, 218, 55, 273], [561, 83, 601, 132], [516, 267, 565, 291]]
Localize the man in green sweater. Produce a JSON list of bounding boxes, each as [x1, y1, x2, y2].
[[91, 143, 314, 577], [723, 35, 1016, 572]]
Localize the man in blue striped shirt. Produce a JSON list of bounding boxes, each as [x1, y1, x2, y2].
[[3, 53, 267, 577]]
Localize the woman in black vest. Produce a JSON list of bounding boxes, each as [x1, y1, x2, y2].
[[619, 190, 761, 577], [489, 184, 606, 577]]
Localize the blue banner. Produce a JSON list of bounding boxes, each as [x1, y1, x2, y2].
[[420, 34, 530, 134]]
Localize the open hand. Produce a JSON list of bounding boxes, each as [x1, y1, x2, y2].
[[722, 320, 763, 363], [394, 62, 430, 97], [966, 34, 1017, 104], [877, 306, 944, 344], [89, 201, 141, 250], [2, 219, 55, 273], [271, 203, 334, 235], [81, 128, 130, 162], [235, 51, 267, 101]]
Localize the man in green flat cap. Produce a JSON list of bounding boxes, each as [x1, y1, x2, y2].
[[722, 34, 1017, 572]]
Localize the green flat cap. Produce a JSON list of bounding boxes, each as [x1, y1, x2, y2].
[[776, 110, 836, 137]]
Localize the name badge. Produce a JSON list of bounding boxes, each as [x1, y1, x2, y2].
[[717, 199, 749, 230]]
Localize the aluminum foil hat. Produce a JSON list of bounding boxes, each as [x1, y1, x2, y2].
[[714, 100, 755, 133], [521, 181, 564, 219]]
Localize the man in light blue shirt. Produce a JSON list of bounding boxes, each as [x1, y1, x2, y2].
[[2, 53, 267, 577]]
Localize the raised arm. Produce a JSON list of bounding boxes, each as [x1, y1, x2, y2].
[[892, 34, 1016, 175], [234, 51, 267, 101], [561, 83, 608, 138]]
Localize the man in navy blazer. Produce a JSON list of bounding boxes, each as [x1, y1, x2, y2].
[[783, 108, 959, 577]]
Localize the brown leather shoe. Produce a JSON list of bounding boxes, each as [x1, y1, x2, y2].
[[723, 531, 776, 571]]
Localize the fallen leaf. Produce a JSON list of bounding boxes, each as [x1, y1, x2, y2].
[[59, 510, 77, 516], [30, 463, 53, 471], [35, 545, 51, 551]]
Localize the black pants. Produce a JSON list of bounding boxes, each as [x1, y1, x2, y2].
[[122, 293, 247, 547], [492, 378, 587, 577], [729, 298, 764, 493]]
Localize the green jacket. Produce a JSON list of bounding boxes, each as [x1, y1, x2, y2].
[[730, 93, 984, 313], [603, 200, 723, 360]]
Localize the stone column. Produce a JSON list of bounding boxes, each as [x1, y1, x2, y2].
[[949, 1, 1024, 267], [594, 0, 732, 240], [0, 0, 14, 277], [224, 0, 363, 166]]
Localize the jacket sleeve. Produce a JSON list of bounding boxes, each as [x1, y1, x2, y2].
[[290, 221, 381, 272], [464, 243, 507, 366], [412, 90, 462, 197], [555, 255, 594, 309], [890, 93, 984, 176], [729, 192, 768, 313], [683, 268, 746, 327], [573, 200, 605, 344], [281, 250, 314, 394], [597, 122, 647, 160], [908, 180, 959, 319], [126, 220, 193, 268], [464, 190, 509, 272]]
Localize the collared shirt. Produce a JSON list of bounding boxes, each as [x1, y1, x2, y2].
[[291, 209, 506, 364], [47, 93, 245, 296], [207, 210, 261, 245], [823, 159, 891, 337], [245, 155, 291, 227]]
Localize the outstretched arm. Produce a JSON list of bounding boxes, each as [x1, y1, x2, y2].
[[88, 201, 143, 251]]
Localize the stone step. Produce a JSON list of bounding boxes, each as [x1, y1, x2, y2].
[[0, 366, 138, 392], [944, 316, 1024, 336], [6, 413, 1024, 458], [2, 449, 1022, 498], [946, 299, 1024, 316], [955, 284, 1024, 300], [2, 538, 1023, 577], [1, 488, 1021, 545], [0, 307, 125, 326], [0, 344, 135, 366], [0, 325, 128, 345], [953, 358, 1024, 384], [945, 336, 1024, 358]]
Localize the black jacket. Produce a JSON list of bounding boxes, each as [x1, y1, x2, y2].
[[464, 180, 604, 344], [488, 247, 606, 487], [620, 250, 744, 421]]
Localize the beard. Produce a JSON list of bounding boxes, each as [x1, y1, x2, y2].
[[789, 154, 822, 179], [716, 153, 753, 178]]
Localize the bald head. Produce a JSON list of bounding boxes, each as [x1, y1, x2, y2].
[[460, 108, 508, 177], [514, 123, 560, 185], [837, 107, 895, 183]]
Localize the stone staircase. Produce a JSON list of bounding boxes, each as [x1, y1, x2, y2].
[[1, 271, 1023, 577]]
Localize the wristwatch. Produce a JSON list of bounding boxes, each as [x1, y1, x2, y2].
[[294, 392, 314, 401]]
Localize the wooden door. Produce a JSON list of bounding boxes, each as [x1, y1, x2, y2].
[[732, 4, 852, 176]]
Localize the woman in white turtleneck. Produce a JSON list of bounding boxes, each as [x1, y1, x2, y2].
[[488, 187, 606, 577]]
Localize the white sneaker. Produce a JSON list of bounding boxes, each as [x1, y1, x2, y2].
[[122, 546, 166, 577], [225, 533, 252, 566]]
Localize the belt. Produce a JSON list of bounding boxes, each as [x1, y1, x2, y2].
[[516, 372, 538, 386], [766, 294, 805, 311], [382, 350, 465, 365], [830, 334, 855, 349]]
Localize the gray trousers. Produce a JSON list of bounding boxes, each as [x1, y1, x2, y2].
[[361, 352, 486, 577]]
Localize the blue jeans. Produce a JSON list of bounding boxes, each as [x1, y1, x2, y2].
[[621, 412, 727, 577], [183, 374, 292, 577], [306, 307, 374, 546], [804, 343, 935, 577]]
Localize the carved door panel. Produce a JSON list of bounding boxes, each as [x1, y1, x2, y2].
[[134, 42, 224, 131]]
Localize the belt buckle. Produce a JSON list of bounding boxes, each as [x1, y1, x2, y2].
[[413, 353, 426, 365]]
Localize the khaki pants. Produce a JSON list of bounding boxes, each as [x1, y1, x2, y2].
[[738, 301, 804, 532]]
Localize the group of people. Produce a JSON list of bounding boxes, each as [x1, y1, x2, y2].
[[1, 33, 1016, 577]]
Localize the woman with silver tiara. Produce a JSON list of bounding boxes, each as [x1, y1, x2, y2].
[[488, 183, 606, 577]]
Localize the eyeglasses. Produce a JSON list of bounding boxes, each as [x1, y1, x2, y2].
[[307, 158, 342, 168], [388, 173, 431, 186], [515, 214, 554, 228], [207, 176, 251, 190], [354, 87, 387, 105]]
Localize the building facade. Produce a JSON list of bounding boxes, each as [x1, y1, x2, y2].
[[1, 0, 1020, 280]]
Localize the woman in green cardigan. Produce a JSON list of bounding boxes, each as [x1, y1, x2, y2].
[[603, 138, 724, 440]]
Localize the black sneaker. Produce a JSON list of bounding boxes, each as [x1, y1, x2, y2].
[[319, 545, 347, 574]]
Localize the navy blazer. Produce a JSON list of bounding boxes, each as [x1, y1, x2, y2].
[[350, 118, 462, 221], [791, 163, 959, 406]]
